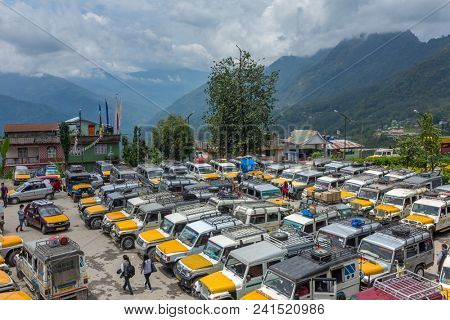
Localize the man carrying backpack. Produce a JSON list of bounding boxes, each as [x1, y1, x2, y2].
[[120, 255, 135, 295]]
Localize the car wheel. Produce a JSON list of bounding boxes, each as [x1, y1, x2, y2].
[[45, 193, 54, 200], [90, 218, 102, 230], [414, 265, 425, 277], [6, 250, 18, 267], [41, 225, 47, 234], [121, 236, 135, 250], [10, 197, 19, 205], [147, 247, 156, 259]]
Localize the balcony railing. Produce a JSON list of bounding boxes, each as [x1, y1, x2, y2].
[[5, 157, 40, 165]]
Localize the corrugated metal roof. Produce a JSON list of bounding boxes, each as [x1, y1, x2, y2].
[[327, 139, 362, 150], [287, 130, 326, 146], [4, 123, 59, 133]]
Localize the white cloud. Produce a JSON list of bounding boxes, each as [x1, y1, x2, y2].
[[0, 0, 449, 77]]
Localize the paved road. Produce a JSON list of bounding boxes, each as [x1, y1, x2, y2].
[[2, 187, 192, 300], [1, 181, 448, 299]]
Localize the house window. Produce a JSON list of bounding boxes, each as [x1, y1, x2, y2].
[[47, 146, 57, 158], [94, 144, 108, 155], [18, 148, 28, 158]]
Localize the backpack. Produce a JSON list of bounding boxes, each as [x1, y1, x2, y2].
[[127, 264, 136, 278]]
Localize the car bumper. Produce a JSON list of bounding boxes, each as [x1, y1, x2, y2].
[[47, 222, 70, 232], [111, 231, 120, 243], [173, 268, 195, 288], [101, 223, 113, 234]]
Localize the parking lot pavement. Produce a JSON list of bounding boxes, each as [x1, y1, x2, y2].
[[2, 190, 192, 300]]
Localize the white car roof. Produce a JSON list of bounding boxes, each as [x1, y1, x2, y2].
[[209, 235, 238, 248], [385, 188, 418, 197], [128, 197, 147, 206], [413, 198, 446, 207], [166, 212, 187, 224], [218, 162, 236, 168], [318, 176, 337, 183]]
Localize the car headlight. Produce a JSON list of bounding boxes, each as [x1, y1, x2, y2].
[[47, 223, 55, 227]]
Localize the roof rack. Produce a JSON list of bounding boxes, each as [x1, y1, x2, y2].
[[34, 238, 81, 261], [176, 203, 217, 216], [266, 232, 315, 251], [298, 242, 357, 265], [373, 270, 443, 300], [222, 224, 266, 241], [140, 191, 174, 201], [32, 200, 54, 206], [378, 224, 430, 242], [202, 215, 241, 229]]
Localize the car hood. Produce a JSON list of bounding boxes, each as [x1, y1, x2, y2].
[[158, 240, 189, 254], [43, 214, 69, 224], [341, 190, 357, 199], [241, 289, 272, 300], [15, 174, 30, 179], [202, 173, 220, 179], [102, 170, 111, 176], [358, 257, 386, 276], [376, 204, 400, 213], [181, 254, 213, 270], [73, 184, 93, 190], [0, 270, 13, 285], [405, 214, 435, 225], [351, 198, 373, 207], [140, 229, 167, 243], [0, 235, 23, 248], [0, 291, 32, 300], [86, 205, 107, 215], [106, 211, 127, 221], [80, 197, 99, 205], [200, 271, 236, 294], [115, 220, 138, 232]]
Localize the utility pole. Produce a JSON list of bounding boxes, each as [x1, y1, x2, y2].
[[79, 108, 84, 166], [334, 109, 351, 160]]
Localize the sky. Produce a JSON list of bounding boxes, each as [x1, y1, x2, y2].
[[0, 0, 449, 78]]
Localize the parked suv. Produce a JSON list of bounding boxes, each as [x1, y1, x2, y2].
[[233, 201, 290, 231], [174, 224, 266, 291], [13, 166, 31, 185], [24, 200, 70, 234], [358, 224, 434, 286], [136, 164, 164, 189], [154, 215, 243, 272], [0, 234, 23, 266], [8, 179, 54, 205]]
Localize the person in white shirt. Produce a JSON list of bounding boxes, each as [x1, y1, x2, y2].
[[140, 254, 154, 292]]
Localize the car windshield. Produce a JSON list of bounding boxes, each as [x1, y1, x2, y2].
[[125, 202, 134, 214], [280, 172, 294, 179], [222, 166, 236, 172], [411, 203, 440, 216], [317, 230, 345, 246], [178, 227, 199, 247], [147, 171, 162, 178], [383, 195, 404, 206], [342, 183, 361, 194], [203, 241, 223, 261], [173, 168, 188, 174], [295, 175, 308, 183], [199, 167, 214, 174], [280, 220, 303, 232], [16, 168, 29, 174], [261, 189, 281, 199], [136, 209, 147, 222], [358, 189, 378, 201], [359, 241, 393, 262], [106, 197, 114, 208], [39, 206, 62, 217], [121, 173, 136, 180], [160, 218, 174, 234], [102, 164, 113, 171], [16, 183, 28, 192], [225, 256, 247, 279], [440, 267, 450, 285], [315, 181, 330, 189], [264, 271, 295, 299]]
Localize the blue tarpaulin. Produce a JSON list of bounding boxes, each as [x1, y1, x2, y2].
[[240, 157, 255, 173]]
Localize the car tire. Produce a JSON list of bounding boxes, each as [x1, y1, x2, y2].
[[6, 250, 18, 267], [121, 236, 135, 250], [414, 265, 425, 277], [41, 225, 47, 234], [147, 247, 156, 259], [45, 193, 54, 200], [90, 218, 102, 230], [10, 197, 19, 205], [172, 263, 178, 275]]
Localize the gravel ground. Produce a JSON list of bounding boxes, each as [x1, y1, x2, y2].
[[1, 180, 448, 300]]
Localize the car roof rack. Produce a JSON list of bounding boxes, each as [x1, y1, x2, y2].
[[34, 238, 81, 262], [373, 270, 443, 300], [298, 242, 357, 265], [32, 200, 54, 206], [221, 224, 266, 241], [378, 223, 430, 242], [266, 232, 315, 251], [202, 215, 241, 229]]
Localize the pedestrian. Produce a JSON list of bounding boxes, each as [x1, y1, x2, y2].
[[140, 254, 154, 292], [282, 181, 288, 199], [437, 243, 448, 275], [237, 172, 242, 185], [16, 204, 25, 232], [1, 182, 8, 208], [119, 255, 134, 295], [288, 181, 294, 200]]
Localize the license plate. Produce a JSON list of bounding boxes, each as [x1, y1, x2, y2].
[[175, 274, 181, 281], [56, 227, 66, 231]]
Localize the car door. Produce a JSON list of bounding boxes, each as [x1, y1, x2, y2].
[[312, 277, 337, 300], [21, 185, 35, 201], [28, 206, 40, 227], [241, 263, 264, 298]]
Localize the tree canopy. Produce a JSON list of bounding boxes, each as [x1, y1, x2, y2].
[[122, 126, 149, 167]]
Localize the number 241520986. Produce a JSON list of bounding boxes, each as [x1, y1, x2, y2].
[[253, 303, 325, 315]]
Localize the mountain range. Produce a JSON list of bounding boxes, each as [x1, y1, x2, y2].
[[0, 31, 449, 140]]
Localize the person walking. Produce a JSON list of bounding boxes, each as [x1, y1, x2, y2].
[[15, 204, 25, 232], [119, 255, 134, 295], [437, 243, 448, 275], [281, 181, 288, 199], [1, 183, 8, 208], [141, 254, 154, 292], [288, 181, 294, 200]]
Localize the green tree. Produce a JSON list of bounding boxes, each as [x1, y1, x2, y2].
[[152, 115, 194, 161], [397, 135, 426, 168], [122, 126, 149, 167], [58, 122, 70, 167], [205, 48, 278, 157], [417, 113, 442, 170], [0, 137, 10, 176]]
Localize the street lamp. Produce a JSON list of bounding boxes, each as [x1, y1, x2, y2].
[[186, 112, 195, 126], [334, 109, 351, 160]]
